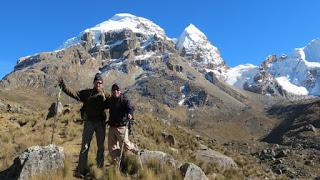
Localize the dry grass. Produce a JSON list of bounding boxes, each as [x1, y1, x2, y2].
[[0, 103, 275, 179]]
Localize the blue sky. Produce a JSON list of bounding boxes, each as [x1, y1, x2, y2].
[[0, 0, 319, 79]]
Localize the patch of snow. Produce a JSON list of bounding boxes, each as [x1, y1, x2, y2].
[[59, 36, 81, 49], [107, 40, 124, 48], [276, 76, 308, 95], [225, 64, 259, 89], [141, 37, 155, 49], [178, 84, 190, 106], [303, 59, 320, 68], [99, 58, 128, 74], [135, 52, 155, 60]]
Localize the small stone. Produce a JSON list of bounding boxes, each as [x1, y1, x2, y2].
[[262, 149, 268, 154], [195, 135, 202, 140], [275, 150, 288, 158], [274, 159, 283, 165], [274, 169, 282, 175], [305, 124, 317, 133], [305, 160, 314, 166]]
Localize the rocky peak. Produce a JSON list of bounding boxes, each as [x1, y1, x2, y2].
[[176, 24, 207, 53], [176, 24, 226, 79], [261, 54, 277, 69]]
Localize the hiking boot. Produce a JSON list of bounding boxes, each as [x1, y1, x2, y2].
[[74, 169, 88, 179], [74, 172, 85, 178], [97, 162, 104, 169]]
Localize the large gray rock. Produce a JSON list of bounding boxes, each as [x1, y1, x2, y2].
[[0, 144, 64, 180], [195, 148, 238, 170], [140, 150, 179, 168], [179, 163, 208, 180]]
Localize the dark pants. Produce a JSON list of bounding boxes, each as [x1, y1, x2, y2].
[[76, 121, 106, 173]]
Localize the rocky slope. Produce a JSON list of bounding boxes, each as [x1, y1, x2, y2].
[[0, 13, 275, 142]]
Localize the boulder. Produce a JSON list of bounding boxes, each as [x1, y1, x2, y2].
[[179, 163, 208, 180], [139, 150, 179, 168], [0, 144, 64, 180], [195, 148, 238, 170]]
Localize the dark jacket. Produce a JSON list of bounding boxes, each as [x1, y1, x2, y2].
[[105, 95, 134, 126], [60, 82, 107, 122]]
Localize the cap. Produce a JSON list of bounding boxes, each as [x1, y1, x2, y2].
[[111, 83, 120, 91], [93, 73, 103, 82]]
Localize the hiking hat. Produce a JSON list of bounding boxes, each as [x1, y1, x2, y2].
[[111, 83, 120, 91], [93, 73, 103, 83]]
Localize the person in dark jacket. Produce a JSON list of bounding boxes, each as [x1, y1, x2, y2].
[[58, 73, 107, 178], [105, 83, 138, 165]]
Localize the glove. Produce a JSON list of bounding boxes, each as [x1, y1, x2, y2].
[[58, 77, 64, 88]]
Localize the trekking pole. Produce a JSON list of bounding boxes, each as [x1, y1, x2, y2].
[[50, 86, 62, 144], [129, 120, 143, 170], [119, 121, 129, 168]]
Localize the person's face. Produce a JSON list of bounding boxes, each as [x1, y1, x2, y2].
[[112, 88, 121, 98], [93, 80, 103, 91]]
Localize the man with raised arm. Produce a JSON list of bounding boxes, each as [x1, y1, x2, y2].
[[59, 73, 107, 178]]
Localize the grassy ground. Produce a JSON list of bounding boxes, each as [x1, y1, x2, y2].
[[0, 103, 279, 179]]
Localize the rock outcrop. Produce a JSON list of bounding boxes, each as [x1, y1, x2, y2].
[[0, 144, 64, 180], [195, 145, 238, 170]]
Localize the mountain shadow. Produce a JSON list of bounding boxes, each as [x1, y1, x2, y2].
[[262, 99, 320, 147]]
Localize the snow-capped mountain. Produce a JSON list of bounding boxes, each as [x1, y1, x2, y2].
[[61, 13, 167, 49], [176, 24, 227, 79], [225, 39, 320, 96], [1, 13, 249, 117], [4, 13, 320, 97], [59, 15, 229, 81]]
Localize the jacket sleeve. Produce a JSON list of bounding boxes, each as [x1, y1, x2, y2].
[[60, 81, 82, 101], [123, 96, 134, 115], [104, 95, 111, 109]]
